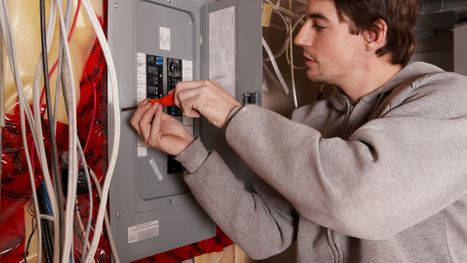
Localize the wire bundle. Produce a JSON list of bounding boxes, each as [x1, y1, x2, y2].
[[0, 0, 120, 262], [262, 0, 307, 108]]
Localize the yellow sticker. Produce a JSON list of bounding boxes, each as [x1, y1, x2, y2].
[[262, 4, 274, 28]]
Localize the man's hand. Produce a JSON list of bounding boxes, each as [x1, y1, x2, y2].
[[174, 80, 241, 128], [131, 100, 194, 156]]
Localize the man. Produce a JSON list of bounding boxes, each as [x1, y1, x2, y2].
[[132, 0, 467, 262]]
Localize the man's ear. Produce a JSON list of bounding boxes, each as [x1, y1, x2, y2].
[[363, 19, 388, 52]]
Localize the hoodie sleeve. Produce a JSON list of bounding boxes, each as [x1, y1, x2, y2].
[[224, 81, 467, 240], [175, 138, 297, 260]]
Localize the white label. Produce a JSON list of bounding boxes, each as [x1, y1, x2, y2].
[[137, 137, 147, 157], [182, 60, 193, 81], [128, 220, 159, 244], [159, 27, 171, 51], [136, 53, 148, 157], [136, 52, 147, 102], [149, 158, 164, 181], [209, 7, 236, 96]]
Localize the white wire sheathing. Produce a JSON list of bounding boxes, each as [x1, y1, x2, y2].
[[288, 0, 298, 108], [262, 37, 290, 95], [0, 2, 61, 263], [76, 142, 93, 263], [89, 168, 120, 263], [52, 0, 79, 262], [263, 7, 290, 61], [20, 106, 43, 263], [80, 0, 120, 260]]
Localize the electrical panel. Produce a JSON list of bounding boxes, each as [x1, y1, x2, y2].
[[107, 0, 262, 261]]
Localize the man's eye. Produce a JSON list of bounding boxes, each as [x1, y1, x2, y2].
[[314, 24, 325, 31]]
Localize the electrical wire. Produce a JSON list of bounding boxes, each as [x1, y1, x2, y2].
[[263, 5, 290, 61], [80, 0, 121, 259], [0, 2, 60, 262], [20, 105, 44, 263], [288, 0, 298, 107], [51, 0, 80, 261], [24, 202, 37, 263], [262, 37, 290, 94], [76, 142, 93, 263], [89, 168, 120, 263], [83, 84, 97, 155], [39, 0, 65, 257]]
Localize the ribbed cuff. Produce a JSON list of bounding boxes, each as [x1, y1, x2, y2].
[[175, 137, 209, 173]]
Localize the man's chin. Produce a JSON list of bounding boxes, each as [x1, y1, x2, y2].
[[306, 71, 322, 82]]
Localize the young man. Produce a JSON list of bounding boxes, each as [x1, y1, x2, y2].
[[132, 0, 467, 261]]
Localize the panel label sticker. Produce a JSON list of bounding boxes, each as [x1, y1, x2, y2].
[[136, 52, 147, 102], [149, 158, 164, 181], [128, 220, 159, 244], [136, 52, 148, 157], [159, 26, 171, 51], [209, 7, 236, 97], [182, 60, 193, 81]]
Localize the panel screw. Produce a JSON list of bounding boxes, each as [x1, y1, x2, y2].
[[113, 2, 119, 8], [115, 213, 121, 218]]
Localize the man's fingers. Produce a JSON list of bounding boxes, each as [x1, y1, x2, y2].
[[150, 104, 163, 141], [139, 103, 159, 141], [174, 80, 211, 106], [131, 102, 151, 135], [180, 95, 202, 118]]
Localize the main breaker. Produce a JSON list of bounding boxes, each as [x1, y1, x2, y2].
[[107, 0, 262, 261]]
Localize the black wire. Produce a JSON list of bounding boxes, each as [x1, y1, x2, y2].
[[39, 0, 65, 258], [38, 185, 53, 263], [23, 204, 37, 263]]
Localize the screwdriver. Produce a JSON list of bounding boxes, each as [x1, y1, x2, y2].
[[120, 93, 175, 112]]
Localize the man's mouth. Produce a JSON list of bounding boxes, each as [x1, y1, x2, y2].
[[303, 54, 317, 66]]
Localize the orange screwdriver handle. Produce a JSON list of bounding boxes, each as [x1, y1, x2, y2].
[[148, 93, 175, 106]]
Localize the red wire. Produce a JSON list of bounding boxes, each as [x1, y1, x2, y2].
[[39, 0, 98, 156], [40, 0, 82, 108], [83, 85, 97, 155]]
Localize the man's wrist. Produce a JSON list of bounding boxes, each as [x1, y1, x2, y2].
[[223, 104, 243, 129]]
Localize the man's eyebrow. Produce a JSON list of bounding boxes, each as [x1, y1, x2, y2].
[[307, 12, 331, 22]]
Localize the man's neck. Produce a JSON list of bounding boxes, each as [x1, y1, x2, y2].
[[339, 60, 402, 104]]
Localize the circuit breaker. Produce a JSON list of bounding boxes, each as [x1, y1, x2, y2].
[[107, 0, 262, 261]]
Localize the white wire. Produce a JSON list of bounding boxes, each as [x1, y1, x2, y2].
[[80, 0, 120, 260], [40, 214, 55, 221], [0, 2, 61, 262], [288, 0, 298, 107], [262, 37, 290, 95], [263, 5, 290, 61], [286, 13, 307, 70], [75, 209, 96, 263], [263, 0, 301, 19], [288, 18, 298, 108], [76, 142, 93, 263], [89, 168, 121, 263], [30, 3, 61, 261], [52, 0, 79, 261], [19, 106, 43, 263]]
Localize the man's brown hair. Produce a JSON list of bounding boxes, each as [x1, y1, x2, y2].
[[334, 0, 420, 66]]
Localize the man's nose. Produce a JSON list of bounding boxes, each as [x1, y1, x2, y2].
[[294, 24, 310, 47]]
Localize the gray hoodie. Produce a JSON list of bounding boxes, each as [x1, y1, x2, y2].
[[176, 62, 467, 262]]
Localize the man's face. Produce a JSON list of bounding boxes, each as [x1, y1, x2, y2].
[[294, 0, 365, 85]]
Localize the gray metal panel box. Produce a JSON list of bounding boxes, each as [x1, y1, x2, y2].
[[108, 0, 262, 261]]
